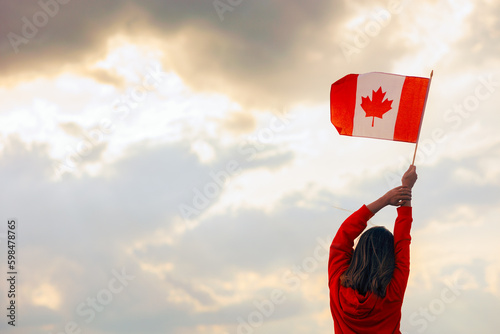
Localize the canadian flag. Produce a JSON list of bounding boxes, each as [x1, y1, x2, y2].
[[330, 72, 431, 143]]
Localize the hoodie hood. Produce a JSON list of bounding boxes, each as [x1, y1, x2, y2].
[[339, 285, 381, 318]]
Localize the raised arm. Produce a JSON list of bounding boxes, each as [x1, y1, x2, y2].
[[329, 182, 413, 284], [401, 165, 417, 207], [391, 165, 418, 297], [366, 186, 412, 215], [329, 205, 373, 282], [366, 164, 417, 214]]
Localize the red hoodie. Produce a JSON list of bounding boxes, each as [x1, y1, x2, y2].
[[328, 205, 412, 334]]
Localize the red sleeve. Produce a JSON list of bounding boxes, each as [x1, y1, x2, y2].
[[390, 206, 413, 298], [328, 205, 374, 286]]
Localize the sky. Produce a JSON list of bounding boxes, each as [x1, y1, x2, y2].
[[0, 0, 499, 333]]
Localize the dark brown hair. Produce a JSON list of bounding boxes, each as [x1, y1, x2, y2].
[[340, 226, 395, 298]]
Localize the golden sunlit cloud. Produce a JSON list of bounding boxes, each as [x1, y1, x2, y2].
[[32, 283, 62, 310]]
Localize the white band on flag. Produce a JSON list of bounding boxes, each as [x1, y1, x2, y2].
[[352, 73, 406, 140]]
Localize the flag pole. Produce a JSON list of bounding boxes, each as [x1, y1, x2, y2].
[[411, 70, 434, 165]]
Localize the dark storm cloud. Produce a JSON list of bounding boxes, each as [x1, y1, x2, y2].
[[2, 0, 498, 107], [0, 0, 348, 106]]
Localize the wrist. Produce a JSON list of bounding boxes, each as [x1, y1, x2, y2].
[[367, 195, 388, 214], [380, 193, 390, 207], [402, 199, 412, 207]]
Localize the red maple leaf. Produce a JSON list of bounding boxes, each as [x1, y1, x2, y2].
[[360, 87, 393, 127]]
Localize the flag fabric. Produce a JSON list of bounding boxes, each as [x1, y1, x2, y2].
[[330, 72, 430, 143]]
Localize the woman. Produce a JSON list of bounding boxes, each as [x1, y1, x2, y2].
[[328, 165, 417, 333]]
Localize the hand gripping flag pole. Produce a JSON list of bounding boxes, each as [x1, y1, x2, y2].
[[411, 70, 434, 165]]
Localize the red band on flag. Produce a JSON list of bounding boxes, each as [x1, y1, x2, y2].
[[330, 74, 358, 136], [393, 77, 430, 143]]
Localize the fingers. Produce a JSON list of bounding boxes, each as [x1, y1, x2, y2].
[[386, 186, 412, 206], [394, 185, 412, 193], [398, 194, 412, 201], [396, 188, 412, 201], [400, 187, 412, 194], [409, 165, 417, 176], [404, 165, 416, 176], [396, 189, 412, 198]]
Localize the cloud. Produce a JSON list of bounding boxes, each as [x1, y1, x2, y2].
[[447, 0, 500, 70], [222, 110, 257, 135], [2, 0, 492, 112], [0, 131, 297, 325], [1, 1, 500, 333], [59, 121, 83, 136], [2, 121, 500, 333], [0, 0, 347, 107]]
